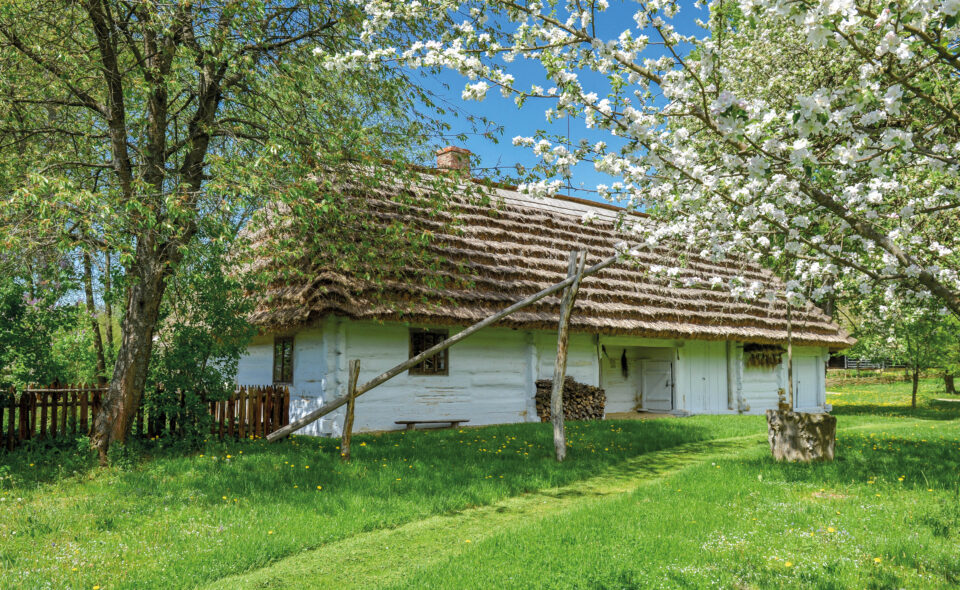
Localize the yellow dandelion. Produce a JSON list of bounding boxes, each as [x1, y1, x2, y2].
[[873, 557, 882, 563], [827, 527, 836, 533], [268, 530, 274, 535], [464, 539, 471, 543], [317, 485, 322, 490], [784, 562, 792, 567]]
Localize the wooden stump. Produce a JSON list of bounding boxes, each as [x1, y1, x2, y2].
[[765, 410, 836, 462]]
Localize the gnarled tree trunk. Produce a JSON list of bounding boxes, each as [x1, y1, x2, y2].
[[91, 245, 173, 464]]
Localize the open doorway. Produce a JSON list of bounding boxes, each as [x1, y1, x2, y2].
[[600, 346, 674, 413]]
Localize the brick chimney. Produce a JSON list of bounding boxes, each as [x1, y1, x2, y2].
[[436, 146, 471, 173]]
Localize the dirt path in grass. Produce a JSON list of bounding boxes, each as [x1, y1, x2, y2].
[[200, 434, 765, 590]]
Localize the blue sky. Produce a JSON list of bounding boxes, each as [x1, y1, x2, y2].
[[416, 1, 710, 204]]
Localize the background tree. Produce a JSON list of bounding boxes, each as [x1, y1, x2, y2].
[[848, 292, 953, 407], [0, 259, 74, 389], [0, 1, 455, 462]]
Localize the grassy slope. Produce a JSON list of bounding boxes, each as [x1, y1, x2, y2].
[[0, 416, 759, 589]]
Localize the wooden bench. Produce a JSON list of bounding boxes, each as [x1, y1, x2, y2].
[[395, 419, 469, 431]]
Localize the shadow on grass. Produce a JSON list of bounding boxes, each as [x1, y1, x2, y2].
[[153, 419, 724, 510]]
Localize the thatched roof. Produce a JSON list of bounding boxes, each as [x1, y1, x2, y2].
[[244, 179, 852, 350]]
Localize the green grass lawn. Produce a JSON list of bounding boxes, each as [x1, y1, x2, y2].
[[828, 377, 960, 420], [391, 419, 960, 589], [0, 416, 759, 589], [1, 380, 958, 589]]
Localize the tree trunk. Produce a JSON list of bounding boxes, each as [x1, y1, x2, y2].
[[83, 252, 108, 386], [104, 248, 114, 353], [91, 248, 171, 464], [912, 369, 919, 409], [944, 373, 956, 395]]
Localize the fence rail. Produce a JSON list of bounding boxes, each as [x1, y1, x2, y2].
[[1, 384, 290, 451], [842, 357, 905, 370]]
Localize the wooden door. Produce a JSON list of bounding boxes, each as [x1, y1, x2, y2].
[[641, 360, 673, 411], [793, 356, 819, 410]]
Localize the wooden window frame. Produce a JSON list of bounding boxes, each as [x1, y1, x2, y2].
[[408, 328, 449, 376], [273, 336, 294, 384]]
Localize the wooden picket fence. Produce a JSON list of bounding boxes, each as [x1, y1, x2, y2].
[[209, 386, 291, 440], [0, 384, 290, 451]]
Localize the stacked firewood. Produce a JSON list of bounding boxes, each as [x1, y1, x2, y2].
[[535, 377, 606, 421]]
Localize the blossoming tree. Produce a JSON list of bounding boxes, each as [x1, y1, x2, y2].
[[317, 0, 960, 313]]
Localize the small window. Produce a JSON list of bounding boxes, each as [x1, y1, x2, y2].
[[409, 329, 449, 375], [273, 336, 294, 383]]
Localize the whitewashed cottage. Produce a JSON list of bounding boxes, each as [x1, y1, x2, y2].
[[236, 148, 852, 435]]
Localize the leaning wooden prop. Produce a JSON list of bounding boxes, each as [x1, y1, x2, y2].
[[765, 302, 837, 462]]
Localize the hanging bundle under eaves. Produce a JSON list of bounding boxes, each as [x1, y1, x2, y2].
[[744, 343, 786, 369]]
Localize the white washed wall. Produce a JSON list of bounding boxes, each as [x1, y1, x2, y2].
[[346, 322, 525, 431], [533, 331, 599, 385], [234, 318, 831, 435]]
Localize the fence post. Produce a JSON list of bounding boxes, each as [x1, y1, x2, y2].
[[70, 391, 78, 435], [6, 389, 15, 451], [211, 399, 218, 436], [218, 397, 225, 439], [264, 386, 274, 436], [227, 391, 235, 439], [58, 387, 67, 437], [238, 387, 247, 439], [6, 389, 14, 451], [39, 389, 48, 439]]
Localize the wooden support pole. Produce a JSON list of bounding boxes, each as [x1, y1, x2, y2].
[[551, 250, 587, 462], [787, 300, 794, 410], [268, 249, 618, 442], [340, 360, 361, 461]]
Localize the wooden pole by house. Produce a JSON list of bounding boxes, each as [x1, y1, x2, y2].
[[787, 300, 794, 409], [340, 360, 361, 461], [267, 249, 619, 442], [552, 250, 587, 462]]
